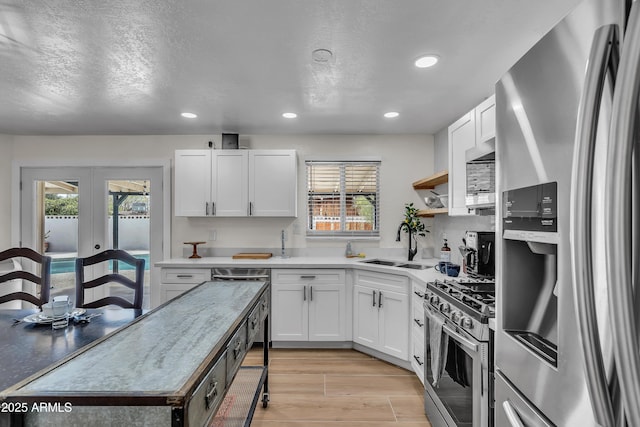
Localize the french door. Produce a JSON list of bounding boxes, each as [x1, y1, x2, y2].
[[20, 166, 164, 309]]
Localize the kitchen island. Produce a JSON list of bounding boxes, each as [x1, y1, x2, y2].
[[0, 280, 270, 427]]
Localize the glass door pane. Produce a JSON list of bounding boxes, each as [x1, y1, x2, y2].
[[103, 179, 151, 307], [93, 167, 164, 310], [21, 167, 92, 306], [43, 180, 80, 302]]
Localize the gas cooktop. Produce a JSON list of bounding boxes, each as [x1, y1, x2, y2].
[[428, 277, 496, 319]]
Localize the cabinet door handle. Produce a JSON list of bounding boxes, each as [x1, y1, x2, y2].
[[176, 274, 194, 278], [233, 340, 242, 359], [303, 285, 307, 301], [378, 291, 383, 308], [372, 290, 376, 307], [413, 355, 424, 366], [414, 290, 425, 298], [300, 275, 316, 279], [205, 380, 219, 409], [414, 318, 424, 327], [249, 201, 253, 216], [212, 201, 215, 215], [205, 202, 209, 216], [310, 286, 313, 301]]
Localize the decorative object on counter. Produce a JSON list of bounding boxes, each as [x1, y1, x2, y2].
[[397, 203, 429, 261], [445, 263, 460, 277], [232, 253, 272, 259], [435, 262, 448, 273], [184, 241, 206, 259]]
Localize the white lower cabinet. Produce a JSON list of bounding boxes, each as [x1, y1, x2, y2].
[[271, 269, 347, 342], [159, 268, 211, 304], [353, 271, 409, 360]]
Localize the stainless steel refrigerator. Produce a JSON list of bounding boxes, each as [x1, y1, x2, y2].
[[495, 0, 640, 425]]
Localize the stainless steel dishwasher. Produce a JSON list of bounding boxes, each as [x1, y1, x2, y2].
[[212, 267, 271, 344]]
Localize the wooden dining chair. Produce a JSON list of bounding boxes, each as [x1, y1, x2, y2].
[[0, 247, 51, 308], [75, 249, 145, 309]]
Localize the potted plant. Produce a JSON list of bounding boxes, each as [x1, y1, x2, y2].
[[398, 203, 429, 260]]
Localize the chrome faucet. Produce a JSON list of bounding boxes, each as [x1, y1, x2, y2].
[[397, 222, 417, 261]]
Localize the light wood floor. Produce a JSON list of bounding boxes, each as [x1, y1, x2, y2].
[[243, 348, 432, 427]]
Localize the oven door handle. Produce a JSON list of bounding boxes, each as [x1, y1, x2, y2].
[[442, 324, 478, 353]]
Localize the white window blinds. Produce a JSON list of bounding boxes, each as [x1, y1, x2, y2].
[[306, 160, 380, 237]]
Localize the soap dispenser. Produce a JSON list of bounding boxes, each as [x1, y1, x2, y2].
[[345, 241, 353, 257], [440, 239, 451, 264]]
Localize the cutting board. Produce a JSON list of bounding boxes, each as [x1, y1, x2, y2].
[[232, 252, 273, 259]]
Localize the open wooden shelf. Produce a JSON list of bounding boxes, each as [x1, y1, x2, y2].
[[416, 207, 448, 217], [412, 170, 448, 190]]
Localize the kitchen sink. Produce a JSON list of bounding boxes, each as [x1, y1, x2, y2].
[[396, 263, 432, 270], [360, 259, 398, 266], [359, 259, 433, 270]]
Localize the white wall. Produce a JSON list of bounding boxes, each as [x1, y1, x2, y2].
[[0, 135, 14, 248], [7, 134, 435, 258]]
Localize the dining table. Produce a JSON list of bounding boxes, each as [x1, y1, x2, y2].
[[0, 308, 145, 393]]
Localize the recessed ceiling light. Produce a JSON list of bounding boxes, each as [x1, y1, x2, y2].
[[414, 55, 439, 68], [384, 111, 400, 118], [181, 112, 197, 119], [282, 112, 297, 119]]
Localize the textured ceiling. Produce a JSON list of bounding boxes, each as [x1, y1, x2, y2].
[[0, 0, 582, 135]]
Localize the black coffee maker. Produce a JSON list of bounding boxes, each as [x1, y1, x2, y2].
[[462, 231, 495, 278]]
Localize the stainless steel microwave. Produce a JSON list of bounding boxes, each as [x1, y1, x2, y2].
[[465, 140, 495, 210]]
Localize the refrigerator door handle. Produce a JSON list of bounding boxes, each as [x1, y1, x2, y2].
[[570, 24, 618, 427], [502, 401, 525, 427], [607, 2, 640, 426]]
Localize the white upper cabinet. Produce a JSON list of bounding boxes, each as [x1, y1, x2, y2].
[[174, 150, 212, 217], [475, 94, 496, 144], [447, 95, 495, 216], [448, 112, 476, 216], [211, 150, 248, 216], [175, 149, 297, 217], [249, 150, 297, 217]]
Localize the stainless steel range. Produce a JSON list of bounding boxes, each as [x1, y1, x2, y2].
[[424, 276, 495, 427]]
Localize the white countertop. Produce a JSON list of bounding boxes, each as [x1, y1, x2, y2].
[[156, 255, 447, 283]]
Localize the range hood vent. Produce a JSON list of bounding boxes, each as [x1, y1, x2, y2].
[[465, 139, 495, 163]]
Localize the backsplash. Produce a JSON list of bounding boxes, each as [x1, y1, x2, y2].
[[433, 214, 495, 265]]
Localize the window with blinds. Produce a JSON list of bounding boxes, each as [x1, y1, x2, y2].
[[306, 160, 380, 237]]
